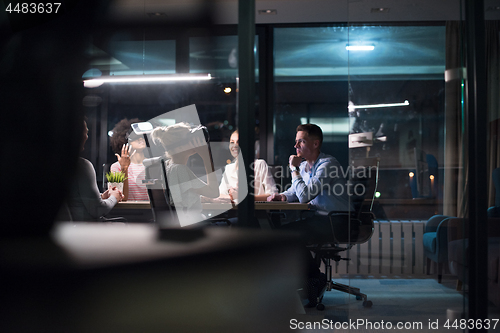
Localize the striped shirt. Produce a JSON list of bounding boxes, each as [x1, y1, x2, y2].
[[110, 161, 149, 201]]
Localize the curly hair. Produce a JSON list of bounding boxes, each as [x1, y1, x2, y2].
[[109, 118, 141, 154]]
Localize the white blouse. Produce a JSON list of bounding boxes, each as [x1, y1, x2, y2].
[[219, 158, 278, 197]]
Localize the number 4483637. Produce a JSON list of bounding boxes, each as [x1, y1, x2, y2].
[[444, 318, 498, 330], [5, 3, 61, 14]]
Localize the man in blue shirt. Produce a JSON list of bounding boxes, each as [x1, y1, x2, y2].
[[268, 123, 353, 216], [267, 123, 354, 307]]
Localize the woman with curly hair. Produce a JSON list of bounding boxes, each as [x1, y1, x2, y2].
[[109, 118, 149, 201]]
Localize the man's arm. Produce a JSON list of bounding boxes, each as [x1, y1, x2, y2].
[[290, 159, 336, 203]]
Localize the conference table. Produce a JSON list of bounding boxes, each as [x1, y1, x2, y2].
[[115, 200, 310, 228]]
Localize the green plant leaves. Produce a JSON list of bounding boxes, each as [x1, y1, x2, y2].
[[106, 171, 127, 183]]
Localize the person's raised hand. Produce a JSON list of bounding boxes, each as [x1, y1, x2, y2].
[[115, 143, 136, 170]]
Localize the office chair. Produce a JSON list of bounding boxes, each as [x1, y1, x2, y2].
[[102, 163, 112, 192], [307, 157, 379, 310]]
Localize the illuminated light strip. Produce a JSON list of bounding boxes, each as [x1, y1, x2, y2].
[[84, 74, 212, 87], [346, 45, 375, 51], [348, 100, 409, 111]]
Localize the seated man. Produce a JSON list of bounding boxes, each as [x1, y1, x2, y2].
[[267, 123, 353, 306], [268, 123, 353, 238]]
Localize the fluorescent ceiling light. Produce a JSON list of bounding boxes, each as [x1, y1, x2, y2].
[[346, 45, 375, 51], [84, 73, 212, 87], [348, 100, 409, 112]]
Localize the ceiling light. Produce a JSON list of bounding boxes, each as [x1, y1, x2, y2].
[[348, 100, 409, 112], [371, 7, 390, 13], [258, 9, 277, 15], [84, 74, 212, 88], [346, 45, 375, 51]]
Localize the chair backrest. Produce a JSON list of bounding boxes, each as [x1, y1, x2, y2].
[[102, 163, 112, 192], [328, 211, 375, 245], [322, 157, 379, 245], [349, 157, 380, 218], [144, 158, 180, 228]]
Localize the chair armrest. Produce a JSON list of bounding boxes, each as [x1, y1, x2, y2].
[[425, 215, 450, 233]]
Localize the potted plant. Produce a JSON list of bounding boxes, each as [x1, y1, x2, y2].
[[106, 171, 127, 192]]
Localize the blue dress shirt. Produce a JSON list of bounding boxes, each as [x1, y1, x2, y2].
[[282, 152, 354, 213]]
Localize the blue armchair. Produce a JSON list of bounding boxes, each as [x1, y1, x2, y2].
[[423, 215, 451, 283]]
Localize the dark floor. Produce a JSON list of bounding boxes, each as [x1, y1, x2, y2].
[[294, 275, 500, 333]]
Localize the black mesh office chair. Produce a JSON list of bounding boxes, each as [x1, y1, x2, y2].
[[308, 157, 379, 310]]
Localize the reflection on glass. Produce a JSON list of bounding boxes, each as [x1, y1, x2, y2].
[[144, 105, 243, 227]]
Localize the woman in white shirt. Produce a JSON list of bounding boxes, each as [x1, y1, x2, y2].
[[219, 130, 277, 202]]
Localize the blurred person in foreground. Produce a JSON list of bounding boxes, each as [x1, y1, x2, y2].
[[67, 120, 124, 221], [151, 122, 219, 227]]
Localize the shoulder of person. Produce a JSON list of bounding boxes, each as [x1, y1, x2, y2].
[[224, 161, 237, 171], [167, 163, 193, 178], [78, 157, 93, 169], [318, 153, 340, 166], [253, 159, 269, 168], [110, 161, 120, 170]]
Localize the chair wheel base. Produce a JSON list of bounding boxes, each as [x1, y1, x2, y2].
[[363, 300, 373, 307], [316, 303, 325, 311]]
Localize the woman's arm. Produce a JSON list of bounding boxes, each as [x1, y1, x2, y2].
[[78, 159, 121, 219]]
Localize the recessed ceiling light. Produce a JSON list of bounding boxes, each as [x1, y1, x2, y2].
[[258, 9, 277, 15], [371, 7, 390, 13]]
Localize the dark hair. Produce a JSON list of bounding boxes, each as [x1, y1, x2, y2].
[[110, 118, 141, 154], [296, 123, 323, 148]]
